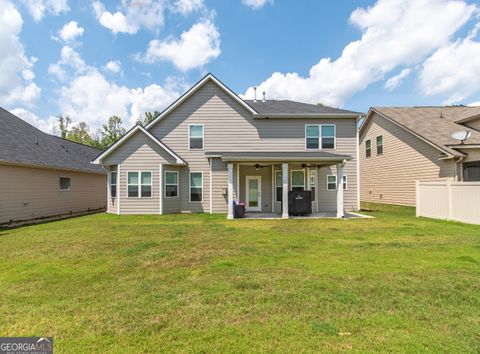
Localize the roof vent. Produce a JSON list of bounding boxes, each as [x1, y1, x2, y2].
[[262, 91, 266, 102], [440, 112, 444, 119], [253, 87, 257, 102]]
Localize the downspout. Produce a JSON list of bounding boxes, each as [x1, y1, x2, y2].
[[454, 156, 464, 181]]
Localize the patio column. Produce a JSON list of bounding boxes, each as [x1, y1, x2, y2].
[[336, 161, 345, 218], [282, 163, 289, 219], [227, 163, 234, 219]]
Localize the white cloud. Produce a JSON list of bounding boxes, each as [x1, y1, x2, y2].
[[385, 68, 412, 91], [20, 0, 69, 21], [242, 0, 273, 9], [242, 0, 476, 106], [173, 0, 204, 14], [11, 107, 57, 133], [58, 21, 84, 41], [48, 46, 87, 80], [420, 38, 480, 104], [105, 60, 122, 74], [0, 0, 41, 106], [141, 20, 220, 71], [92, 0, 166, 35]]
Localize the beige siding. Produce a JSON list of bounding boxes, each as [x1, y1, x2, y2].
[[464, 118, 480, 131], [0, 164, 106, 224], [360, 112, 455, 206], [149, 81, 358, 213], [163, 165, 182, 214], [211, 158, 228, 212]]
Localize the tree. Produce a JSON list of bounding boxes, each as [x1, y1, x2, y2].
[[58, 114, 72, 138], [101, 115, 126, 148], [67, 122, 94, 146], [137, 111, 160, 126]]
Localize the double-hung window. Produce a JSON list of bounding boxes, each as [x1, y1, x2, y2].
[[365, 139, 371, 157], [275, 170, 283, 202], [110, 171, 117, 198], [376, 135, 383, 155], [189, 124, 204, 150], [190, 172, 203, 202], [128, 172, 152, 198], [291, 170, 305, 191], [164, 171, 178, 198], [327, 175, 347, 190], [305, 124, 336, 149]]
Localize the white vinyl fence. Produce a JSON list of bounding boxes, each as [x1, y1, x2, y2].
[[416, 180, 480, 225]]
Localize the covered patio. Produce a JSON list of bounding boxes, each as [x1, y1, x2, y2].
[[206, 151, 353, 219]]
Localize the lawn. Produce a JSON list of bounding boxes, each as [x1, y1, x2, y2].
[[0, 203, 479, 353]]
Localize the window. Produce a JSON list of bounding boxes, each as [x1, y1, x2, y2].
[[327, 175, 347, 190], [376, 135, 383, 155], [164, 171, 178, 198], [189, 124, 203, 150], [291, 170, 305, 191], [110, 171, 117, 198], [128, 172, 152, 198], [190, 172, 203, 202], [366, 139, 371, 157], [309, 168, 316, 201], [59, 177, 71, 191], [275, 170, 283, 202], [305, 124, 336, 149]]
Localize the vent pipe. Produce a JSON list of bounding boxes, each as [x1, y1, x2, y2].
[[262, 91, 266, 102], [253, 87, 257, 102]]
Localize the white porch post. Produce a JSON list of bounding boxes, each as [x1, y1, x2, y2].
[[159, 164, 163, 215], [282, 163, 289, 219], [227, 163, 234, 219], [336, 161, 345, 218], [117, 164, 121, 215]]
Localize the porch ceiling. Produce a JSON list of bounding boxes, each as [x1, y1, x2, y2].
[[205, 151, 352, 162]]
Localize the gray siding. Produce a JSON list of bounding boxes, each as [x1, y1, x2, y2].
[[0, 164, 106, 224], [360, 112, 455, 206]]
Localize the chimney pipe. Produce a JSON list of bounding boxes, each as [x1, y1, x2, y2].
[[253, 87, 257, 102], [262, 91, 266, 102]]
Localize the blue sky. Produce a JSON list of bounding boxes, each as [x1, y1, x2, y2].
[[2, 0, 480, 133]]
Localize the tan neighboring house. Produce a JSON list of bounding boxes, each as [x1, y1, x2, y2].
[[360, 107, 480, 206], [93, 74, 363, 219], [0, 107, 107, 224]]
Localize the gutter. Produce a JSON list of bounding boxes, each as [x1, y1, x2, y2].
[[253, 113, 361, 119]]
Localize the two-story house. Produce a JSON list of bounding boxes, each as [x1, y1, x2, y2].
[[92, 74, 362, 219]]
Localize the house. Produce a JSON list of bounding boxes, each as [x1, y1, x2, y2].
[[0, 107, 107, 224], [360, 107, 480, 206], [92, 74, 362, 219]]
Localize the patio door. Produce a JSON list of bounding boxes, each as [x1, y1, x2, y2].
[[246, 176, 262, 212]]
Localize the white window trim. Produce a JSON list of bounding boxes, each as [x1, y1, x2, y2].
[[274, 170, 282, 202], [59, 177, 71, 192], [164, 171, 179, 198], [189, 171, 203, 203], [110, 171, 117, 199], [376, 135, 383, 155], [326, 175, 347, 191], [290, 169, 305, 190], [127, 171, 153, 198], [188, 124, 204, 150], [305, 124, 336, 150]]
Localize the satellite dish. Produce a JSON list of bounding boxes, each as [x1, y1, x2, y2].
[[451, 130, 471, 144]]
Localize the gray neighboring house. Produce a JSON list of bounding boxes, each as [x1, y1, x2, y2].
[[93, 73, 362, 219], [0, 107, 107, 224], [360, 107, 480, 206]]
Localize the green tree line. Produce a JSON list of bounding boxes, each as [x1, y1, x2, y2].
[[56, 111, 160, 150]]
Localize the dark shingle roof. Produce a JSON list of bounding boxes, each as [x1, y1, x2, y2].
[[0, 107, 105, 174], [244, 100, 362, 116], [205, 151, 352, 161]]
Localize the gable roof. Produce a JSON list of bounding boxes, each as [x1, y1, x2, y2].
[[245, 100, 362, 118], [361, 107, 480, 158], [145, 73, 258, 130], [0, 107, 105, 174], [92, 124, 186, 165]]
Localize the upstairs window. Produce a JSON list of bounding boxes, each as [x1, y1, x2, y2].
[[291, 170, 305, 191], [59, 177, 71, 191], [366, 139, 371, 158], [164, 171, 178, 198], [376, 135, 383, 155], [189, 124, 204, 150], [128, 172, 152, 198], [305, 124, 336, 149], [110, 171, 117, 198]]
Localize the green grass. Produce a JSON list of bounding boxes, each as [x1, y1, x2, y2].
[[1, 203, 479, 353]]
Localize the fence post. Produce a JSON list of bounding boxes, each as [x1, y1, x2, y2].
[[415, 180, 420, 217], [447, 180, 453, 221]]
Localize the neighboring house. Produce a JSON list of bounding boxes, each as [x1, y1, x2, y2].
[[93, 74, 362, 219], [360, 107, 480, 206], [0, 107, 107, 224]]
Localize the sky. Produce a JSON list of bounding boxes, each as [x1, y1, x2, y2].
[[2, 0, 480, 134]]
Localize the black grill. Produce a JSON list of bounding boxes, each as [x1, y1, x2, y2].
[[288, 191, 312, 216]]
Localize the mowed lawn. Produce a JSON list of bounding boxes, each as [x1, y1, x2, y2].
[[1, 204, 479, 353]]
